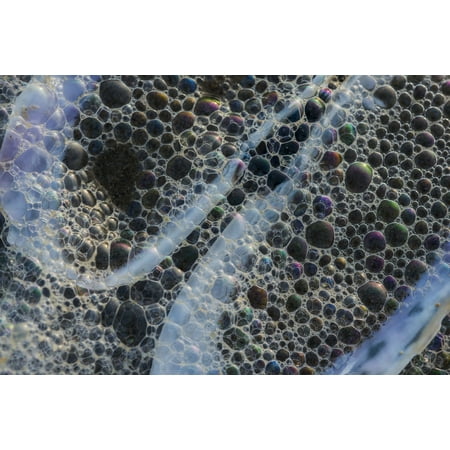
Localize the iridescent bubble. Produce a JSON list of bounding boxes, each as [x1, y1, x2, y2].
[[312, 195, 333, 218], [345, 162, 373, 193], [305, 221, 334, 248], [318, 88, 332, 103], [220, 115, 244, 135], [320, 151, 343, 170], [385, 223, 409, 247], [146, 91, 168, 110], [178, 77, 197, 94], [365, 255, 385, 272], [286, 262, 303, 279], [338, 123, 356, 145], [194, 97, 220, 116], [357, 281, 387, 312], [305, 97, 325, 122], [110, 240, 132, 270], [363, 231, 386, 253], [377, 199, 400, 223], [172, 112, 195, 134], [383, 275, 397, 291]]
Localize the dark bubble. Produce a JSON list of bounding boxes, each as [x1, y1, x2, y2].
[[146, 119, 164, 137], [286, 236, 308, 262], [430, 201, 447, 219], [172, 112, 195, 134], [404, 259, 428, 285], [394, 285, 412, 301], [247, 286, 267, 309], [385, 223, 409, 247], [312, 195, 333, 218], [415, 132, 435, 148], [383, 275, 397, 291], [338, 326, 361, 345], [306, 221, 335, 248], [363, 231, 386, 253], [99, 80, 131, 109], [166, 156, 191, 180], [113, 301, 146, 346], [400, 208, 416, 226], [178, 77, 197, 94], [441, 80, 450, 95], [80, 117, 103, 138], [338, 123, 356, 145], [113, 122, 132, 142], [248, 156, 270, 176], [414, 150, 436, 169], [220, 115, 244, 136], [295, 123, 310, 142], [377, 199, 400, 223], [194, 97, 220, 116], [358, 281, 387, 312], [365, 255, 385, 272], [345, 162, 373, 193], [373, 85, 397, 109], [305, 97, 325, 122], [146, 91, 168, 110], [318, 88, 332, 102], [320, 151, 343, 170], [390, 75, 406, 90], [424, 234, 440, 251], [136, 170, 156, 190], [63, 141, 88, 170]]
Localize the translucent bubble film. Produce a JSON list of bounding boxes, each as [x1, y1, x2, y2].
[[0, 75, 448, 375]]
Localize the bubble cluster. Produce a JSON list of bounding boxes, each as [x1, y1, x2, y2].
[[0, 75, 448, 375]]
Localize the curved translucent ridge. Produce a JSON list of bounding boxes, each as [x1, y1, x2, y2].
[[151, 75, 370, 374], [0, 76, 95, 285], [325, 258, 450, 375]]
